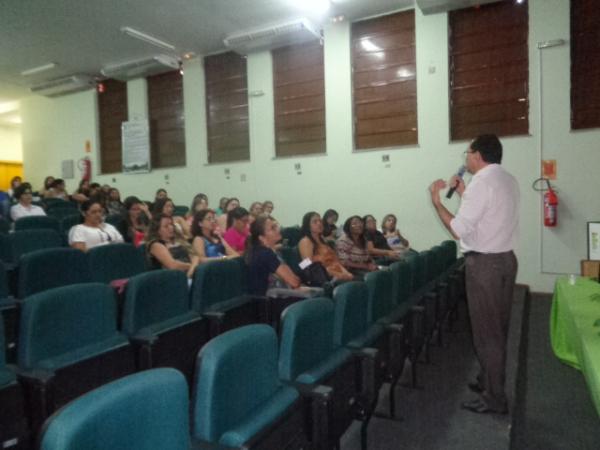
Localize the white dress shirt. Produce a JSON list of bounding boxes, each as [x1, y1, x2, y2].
[[68, 223, 124, 250], [10, 203, 46, 221], [450, 164, 519, 254]]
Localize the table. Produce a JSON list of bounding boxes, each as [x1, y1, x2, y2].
[[550, 276, 600, 417]]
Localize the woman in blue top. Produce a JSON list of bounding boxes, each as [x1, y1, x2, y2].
[[191, 209, 238, 264]]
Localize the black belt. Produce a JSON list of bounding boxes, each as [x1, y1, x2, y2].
[[463, 251, 482, 257]]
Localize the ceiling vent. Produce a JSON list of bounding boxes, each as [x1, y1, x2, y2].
[[30, 75, 95, 97], [224, 18, 321, 55], [101, 55, 180, 81], [416, 0, 501, 15]]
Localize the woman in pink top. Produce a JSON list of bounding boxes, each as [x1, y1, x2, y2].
[[222, 206, 250, 253]]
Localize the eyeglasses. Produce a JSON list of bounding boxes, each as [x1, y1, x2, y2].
[[463, 149, 476, 155]]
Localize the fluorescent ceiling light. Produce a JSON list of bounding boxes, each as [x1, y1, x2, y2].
[[286, 0, 330, 15], [20, 63, 57, 76], [0, 101, 18, 114], [120, 26, 176, 51]]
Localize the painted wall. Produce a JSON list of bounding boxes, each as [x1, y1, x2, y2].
[[19, 0, 600, 292], [0, 124, 22, 162]]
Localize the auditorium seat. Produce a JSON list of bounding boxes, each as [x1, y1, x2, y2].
[[173, 205, 189, 217], [59, 214, 81, 242], [192, 324, 315, 449], [105, 213, 123, 228], [122, 270, 208, 385], [9, 229, 63, 263], [280, 226, 302, 247], [279, 245, 302, 277], [14, 215, 60, 232], [0, 260, 19, 363], [279, 298, 378, 450], [16, 283, 135, 432], [0, 217, 10, 234], [45, 203, 79, 220], [39, 368, 190, 450], [88, 243, 145, 283], [18, 247, 92, 298]]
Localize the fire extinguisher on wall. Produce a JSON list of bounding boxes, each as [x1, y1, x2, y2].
[[534, 178, 558, 227], [78, 157, 92, 182]]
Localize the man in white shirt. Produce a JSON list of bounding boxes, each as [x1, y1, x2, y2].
[[10, 184, 47, 222], [429, 134, 519, 415]]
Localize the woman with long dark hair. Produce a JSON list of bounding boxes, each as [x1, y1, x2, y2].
[[190, 209, 238, 264], [363, 214, 401, 260], [146, 214, 196, 277], [322, 209, 339, 242], [222, 206, 250, 253], [335, 215, 377, 276]]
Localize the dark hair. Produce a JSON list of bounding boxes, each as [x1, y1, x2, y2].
[[301, 211, 326, 252], [152, 197, 174, 216], [190, 208, 216, 238], [219, 197, 228, 209], [80, 199, 102, 214], [190, 193, 208, 213], [245, 215, 270, 263], [322, 209, 339, 237], [146, 214, 173, 242], [362, 215, 375, 224], [43, 176, 55, 189], [381, 214, 397, 233], [13, 184, 32, 200], [155, 188, 167, 197], [50, 178, 65, 189], [226, 206, 249, 229], [343, 215, 366, 249], [470, 134, 502, 164], [89, 182, 101, 190], [10, 176, 22, 188], [224, 197, 240, 211], [108, 188, 121, 201]]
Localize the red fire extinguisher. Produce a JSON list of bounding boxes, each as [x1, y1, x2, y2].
[[544, 186, 558, 227], [78, 157, 92, 182]]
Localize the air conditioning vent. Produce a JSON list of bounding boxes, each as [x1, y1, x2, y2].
[[30, 75, 95, 98], [224, 18, 321, 55], [416, 0, 501, 15], [101, 55, 180, 81]]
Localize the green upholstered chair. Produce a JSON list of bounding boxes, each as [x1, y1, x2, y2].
[[192, 324, 313, 449], [39, 368, 190, 450], [190, 258, 265, 337], [104, 213, 123, 228], [59, 214, 81, 242], [17, 283, 135, 432], [173, 205, 189, 217], [280, 226, 302, 247], [9, 229, 63, 263], [0, 217, 10, 234], [45, 205, 80, 221], [0, 314, 29, 450], [279, 245, 302, 276], [18, 247, 92, 298], [88, 243, 145, 283], [14, 215, 60, 232], [122, 270, 208, 385], [279, 298, 378, 450]]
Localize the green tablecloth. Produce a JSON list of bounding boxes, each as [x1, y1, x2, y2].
[[550, 276, 600, 417]]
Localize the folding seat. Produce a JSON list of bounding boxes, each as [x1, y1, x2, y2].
[[0, 217, 10, 234], [16, 283, 135, 432], [104, 213, 123, 228], [1, 260, 19, 362], [440, 240, 465, 326], [279, 298, 378, 450], [173, 205, 189, 217], [18, 247, 92, 298], [280, 226, 302, 247], [88, 243, 145, 283], [42, 198, 71, 209], [9, 229, 63, 263], [122, 270, 208, 386], [13, 216, 60, 232], [45, 206, 80, 221], [0, 314, 29, 450], [192, 324, 325, 450], [39, 368, 190, 450], [279, 245, 303, 277], [59, 213, 81, 242]]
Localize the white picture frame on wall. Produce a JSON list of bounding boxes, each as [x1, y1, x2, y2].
[[587, 222, 600, 260]]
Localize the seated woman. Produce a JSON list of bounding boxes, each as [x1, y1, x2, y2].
[[381, 213, 411, 253], [190, 209, 238, 264], [185, 193, 209, 226], [322, 209, 340, 242], [116, 196, 151, 246], [336, 216, 377, 277], [10, 184, 47, 221], [246, 215, 301, 296], [248, 201, 264, 224], [298, 212, 353, 281], [363, 215, 401, 261], [69, 200, 124, 252], [215, 197, 228, 216], [146, 214, 197, 277], [222, 207, 250, 253], [216, 197, 240, 231], [262, 200, 274, 215], [39, 176, 55, 199], [152, 197, 190, 239], [46, 178, 70, 200], [106, 188, 125, 216]]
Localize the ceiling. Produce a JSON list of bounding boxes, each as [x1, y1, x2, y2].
[[0, 0, 414, 107]]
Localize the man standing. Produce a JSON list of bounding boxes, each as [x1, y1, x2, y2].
[[429, 134, 519, 414]]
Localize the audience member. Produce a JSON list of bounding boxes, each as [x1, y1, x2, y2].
[[106, 188, 125, 216], [7, 176, 22, 199], [39, 176, 55, 198], [215, 197, 228, 215], [190, 209, 238, 264], [152, 197, 189, 239], [263, 200, 274, 215], [217, 197, 240, 230], [69, 200, 123, 252], [246, 215, 301, 295], [298, 212, 353, 281], [336, 215, 377, 277], [222, 207, 250, 253], [186, 193, 209, 225], [363, 215, 400, 260], [10, 184, 46, 221], [381, 213, 410, 251], [249, 201, 264, 224], [322, 209, 339, 242], [72, 179, 90, 203], [146, 214, 196, 276], [116, 196, 149, 246], [47, 178, 69, 200]]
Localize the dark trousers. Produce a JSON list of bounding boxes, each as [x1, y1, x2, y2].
[[465, 251, 518, 409]]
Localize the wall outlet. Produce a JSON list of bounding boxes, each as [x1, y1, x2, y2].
[[382, 154, 390, 162], [294, 163, 301, 171]]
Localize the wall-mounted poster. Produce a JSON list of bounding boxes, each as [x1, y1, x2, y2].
[[588, 222, 600, 260], [122, 120, 150, 173]]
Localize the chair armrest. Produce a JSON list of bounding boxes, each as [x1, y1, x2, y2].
[[190, 440, 237, 450], [12, 366, 55, 385], [130, 333, 159, 347], [350, 347, 380, 407], [285, 382, 333, 450]]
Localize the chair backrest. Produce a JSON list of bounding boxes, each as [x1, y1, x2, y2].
[[0, 217, 10, 234], [281, 226, 302, 247], [0, 260, 8, 299], [88, 243, 145, 283], [332, 282, 369, 347], [390, 260, 411, 307], [0, 313, 5, 368], [0, 234, 11, 264], [18, 247, 92, 298], [44, 198, 73, 210], [105, 214, 123, 228], [190, 259, 245, 313], [10, 229, 63, 263], [441, 240, 457, 267], [46, 206, 80, 220], [122, 270, 191, 335], [420, 250, 434, 282], [192, 324, 281, 443], [279, 298, 335, 381], [404, 253, 418, 293], [14, 215, 60, 232], [18, 283, 118, 369], [430, 245, 445, 278], [279, 246, 302, 276], [39, 368, 190, 450], [173, 206, 189, 217], [60, 214, 82, 237], [364, 270, 394, 324]]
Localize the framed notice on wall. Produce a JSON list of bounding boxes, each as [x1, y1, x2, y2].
[[588, 222, 600, 260], [122, 120, 150, 174]]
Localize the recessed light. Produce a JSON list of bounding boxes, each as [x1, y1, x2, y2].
[[20, 63, 57, 76], [121, 26, 176, 52]]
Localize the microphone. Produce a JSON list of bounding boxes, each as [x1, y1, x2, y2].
[[446, 165, 466, 199]]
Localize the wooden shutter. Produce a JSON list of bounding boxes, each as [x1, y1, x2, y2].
[[98, 79, 127, 174]]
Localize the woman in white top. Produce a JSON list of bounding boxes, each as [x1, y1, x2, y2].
[[10, 184, 46, 221], [69, 200, 123, 252]]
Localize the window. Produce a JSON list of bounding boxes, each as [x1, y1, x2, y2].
[[204, 52, 250, 163], [147, 70, 186, 168], [571, 0, 600, 130], [98, 79, 127, 174], [352, 10, 417, 150], [449, 1, 529, 141], [272, 40, 326, 157]]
